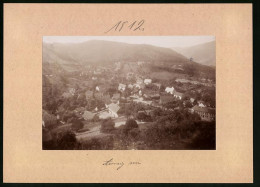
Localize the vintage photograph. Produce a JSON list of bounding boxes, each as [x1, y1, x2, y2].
[[42, 36, 216, 150]]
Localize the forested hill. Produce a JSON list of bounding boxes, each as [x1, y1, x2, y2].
[[43, 40, 190, 66]]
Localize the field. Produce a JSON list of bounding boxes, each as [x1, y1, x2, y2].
[[150, 71, 186, 80]]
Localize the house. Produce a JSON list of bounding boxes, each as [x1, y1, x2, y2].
[[128, 84, 134, 89], [165, 87, 174, 94], [74, 107, 85, 117], [143, 94, 149, 99], [150, 93, 160, 100], [192, 105, 215, 121], [82, 111, 96, 121], [159, 95, 175, 105], [134, 83, 145, 89], [144, 79, 152, 85], [133, 98, 153, 105], [173, 91, 183, 100], [198, 101, 206, 107], [96, 86, 100, 91], [107, 103, 120, 118], [190, 98, 195, 103], [118, 83, 126, 91], [136, 78, 143, 84]]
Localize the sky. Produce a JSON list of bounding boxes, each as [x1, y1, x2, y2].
[[43, 36, 215, 48]]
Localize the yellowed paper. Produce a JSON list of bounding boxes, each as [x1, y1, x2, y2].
[[4, 3, 252, 183]]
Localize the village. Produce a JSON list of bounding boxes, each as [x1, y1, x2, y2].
[[42, 61, 216, 150]]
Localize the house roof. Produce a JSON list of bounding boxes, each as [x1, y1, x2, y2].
[[174, 91, 183, 97], [108, 103, 120, 113], [119, 83, 126, 88], [165, 87, 174, 92], [82, 111, 96, 120], [74, 107, 85, 113], [192, 105, 215, 114], [144, 79, 152, 83]]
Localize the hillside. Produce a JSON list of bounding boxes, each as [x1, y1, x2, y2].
[[172, 41, 216, 66], [43, 40, 215, 81], [43, 40, 190, 68]]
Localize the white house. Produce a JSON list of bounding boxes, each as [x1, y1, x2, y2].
[[198, 101, 206, 107], [165, 87, 174, 94], [108, 103, 120, 118], [173, 91, 183, 100], [136, 78, 143, 84], [144, 79, 152, 85], [128, 84, 134, 89], [96, 86, 100, 91], [118, 83, 126, 91], [190, 98, 195, 103]]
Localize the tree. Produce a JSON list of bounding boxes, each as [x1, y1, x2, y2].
[[101, 118, 115, 133], [42, 110, 58, 129], [128, 128, 140, 141], [160, 84, 166, 92], [71, 119, 84, 131], [136, 112, 152, 122], [57, 131, 78, 150], [124, 119, 138, 133]]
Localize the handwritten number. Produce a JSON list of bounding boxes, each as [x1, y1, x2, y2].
[[105, 21, 122, 33], [119, 21, 128, 31], [134, 20, 145, 31], [128, 21, 136, 30], [105, 20, 145, 33]]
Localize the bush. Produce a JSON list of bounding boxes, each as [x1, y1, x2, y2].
[[101, 119, 115, 133], [71, 119, 84, 130], [136, 112, 152, 122], [123, 119, 138, 135], [56, 131, 78, 150]]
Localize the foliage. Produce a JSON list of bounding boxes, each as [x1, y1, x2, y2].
[[187, 121, 216, 149], [42, 110, 58, 129], [136, 112, 152, 122], [123, 119, 138, 135], [100, 118, 115, 133], [56, 131, 78, 150], [71, 119, 84, 130]]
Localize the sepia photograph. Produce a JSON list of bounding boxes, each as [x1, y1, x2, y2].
[[42, 36, 216, 150]]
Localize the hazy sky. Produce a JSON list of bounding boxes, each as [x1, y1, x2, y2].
[[43, 36, 215, 48]]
